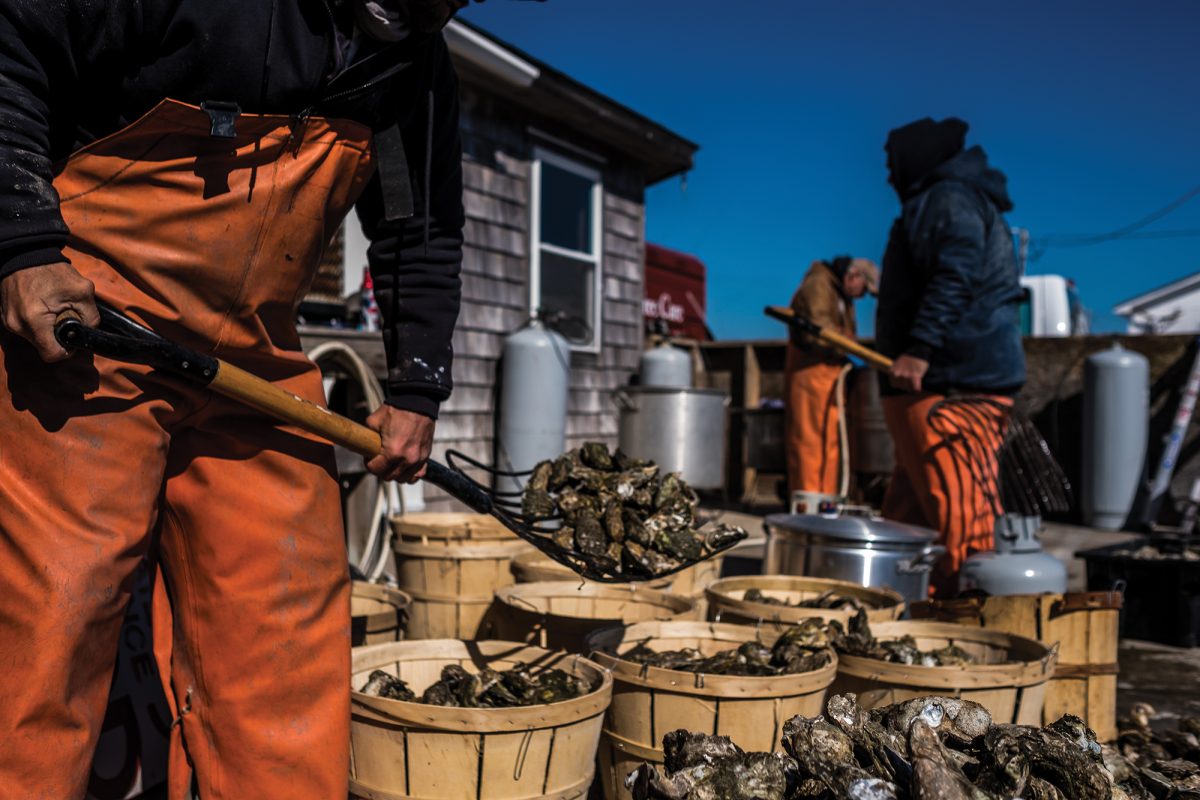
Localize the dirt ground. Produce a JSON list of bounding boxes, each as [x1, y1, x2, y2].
[[1118, 639, 1200, 730]]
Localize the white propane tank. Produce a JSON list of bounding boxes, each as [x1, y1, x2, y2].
[[640, 340, 693, 388], [495, 319, 570, 495], [1082, 344, 1149, 529], [960, 514, 1068, 595]]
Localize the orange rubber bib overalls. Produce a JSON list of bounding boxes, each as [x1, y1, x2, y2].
[[0, 100, 374, 798], [784, 261, 855, 496]]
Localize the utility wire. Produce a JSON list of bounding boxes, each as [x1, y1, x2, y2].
[[1030, 182, 1200, 260]]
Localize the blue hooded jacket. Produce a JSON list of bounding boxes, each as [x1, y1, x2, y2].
[[876, 145, 1026, 394]]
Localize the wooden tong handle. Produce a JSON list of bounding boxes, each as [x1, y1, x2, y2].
[[764, 305, 894, 370], [212, 361, 383, 458], [208, 362, 491, 512]]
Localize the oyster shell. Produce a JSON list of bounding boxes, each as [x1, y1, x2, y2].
[[833, 609, 980, 666], [360, 669, 415, 701], [519, 442, 747, 579], [628, 692, 1200, 800], [742, 587, 866, 613], [629, 731, 796, 800], [366, 663, 593, 709], [618, 620, 834, 677]]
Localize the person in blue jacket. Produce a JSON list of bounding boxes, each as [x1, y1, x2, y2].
[[875, 117, 1026, 595]]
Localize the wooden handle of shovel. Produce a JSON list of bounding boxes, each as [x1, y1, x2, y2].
[[210, 361, 383, 457], [764, 305, 894, 371], [208, 361, 494, 513], [52, 305, 494, 513]]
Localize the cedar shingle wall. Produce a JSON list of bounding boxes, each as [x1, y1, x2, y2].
[[420, 86, 647, 510]]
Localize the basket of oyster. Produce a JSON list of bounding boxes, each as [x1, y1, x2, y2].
[[706, 575, 906, 627], [628, 692, 1152, 800], [350, 639, 611, 800], [585, 619, 839, 800], [831, 610, 1058, 727], [492, 581, 698, 654]]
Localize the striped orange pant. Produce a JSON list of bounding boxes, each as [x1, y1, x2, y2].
[[882, 393, 1011, 596]]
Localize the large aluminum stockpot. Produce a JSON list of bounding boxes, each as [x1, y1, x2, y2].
[[615, 386, 729, 489], [763, 513, 945, 602]]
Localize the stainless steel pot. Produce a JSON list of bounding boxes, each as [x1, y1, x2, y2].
[[763, 512, 945, 601], [614, 386, 729, 489]]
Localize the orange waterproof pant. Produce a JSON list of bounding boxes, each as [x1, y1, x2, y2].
[[881, 393, 1010, 596], [0, 101, 373, 798], [785, 349, 846, 496]]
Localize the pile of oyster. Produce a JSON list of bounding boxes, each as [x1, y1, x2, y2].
[[833, 609, 977, 667], [521, 442, 746, 578], [1113, 543, 1200, 562], [629, 693, 1153, 800], [618, 618, 834, 677], [359, 663, 590, 708], [1106, 702, 1200, 799], [743, 587, 868, 613]]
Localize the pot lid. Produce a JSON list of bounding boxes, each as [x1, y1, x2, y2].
[[765, 513, 938, 546]]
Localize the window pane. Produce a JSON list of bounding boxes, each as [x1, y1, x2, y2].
[[539, 249, 594, 345], [540, 161, 594, 254]]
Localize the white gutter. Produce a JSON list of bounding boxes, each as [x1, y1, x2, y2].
[[444, 21, 540, 89]]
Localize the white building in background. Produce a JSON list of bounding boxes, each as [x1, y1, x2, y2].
[[1115, 271, 1200, 334]]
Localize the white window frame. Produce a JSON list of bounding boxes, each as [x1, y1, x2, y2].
[[529, 146, 604, 353]]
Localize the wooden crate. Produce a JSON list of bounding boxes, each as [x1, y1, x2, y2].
[[391, 513, 531, 640], [586, 620, 837, 800], [832, 620, 1057, 726], [706, 575, 906, 627], [492, 582, 697, 653], [909, 591, 1121, 741], [351, 582, 411, 647], [350, 640, 611, 800]]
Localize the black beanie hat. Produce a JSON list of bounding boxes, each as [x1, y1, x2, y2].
[[885, 117, 968, 200], [828, 255, 853, 280]]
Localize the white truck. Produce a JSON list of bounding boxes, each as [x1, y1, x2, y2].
[[1019, 274, 1088, 337]]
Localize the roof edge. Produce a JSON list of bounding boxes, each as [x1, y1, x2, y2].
[[446, 19, 698, 184], [1114, 270, 1200, 315]]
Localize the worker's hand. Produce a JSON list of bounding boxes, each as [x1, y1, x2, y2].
[[0, 262, 100, 362], [889, 354, 930, 393], [365, 405, 435, 483]]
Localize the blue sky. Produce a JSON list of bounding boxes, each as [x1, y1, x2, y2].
[[461, 1, 1200, 339]]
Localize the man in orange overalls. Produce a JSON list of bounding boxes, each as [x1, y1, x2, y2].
[[784, 256, 878, 498], [875, 117, 1026, 596], [0, 1, 474, 797]]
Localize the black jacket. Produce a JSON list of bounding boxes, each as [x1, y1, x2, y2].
[[876, 147, 1026, 394], [0, 0, 464, 418]]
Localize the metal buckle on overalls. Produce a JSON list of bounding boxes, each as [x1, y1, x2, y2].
[[200, 101, 241, 139]]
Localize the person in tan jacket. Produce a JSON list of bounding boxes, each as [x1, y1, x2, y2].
[[785, 256, 878, 496]]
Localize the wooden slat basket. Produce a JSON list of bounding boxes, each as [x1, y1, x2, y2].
[[351, 581, 412, 647], [391, 513, 532, 640], [833, 620, 1058, 726], [585, 620, 838, 800], [665, 554, 727, 613], [492, 582, 697, 654], [706, 575, 906, 627], [350, 640, 612, 800], [909, 590, 1122, 740], [509, 550, 674, 590]]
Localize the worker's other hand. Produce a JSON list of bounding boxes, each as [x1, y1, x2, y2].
[[365, 405, 435, 483], [889, 354, 930, 393], [0, 262, 100, 362]]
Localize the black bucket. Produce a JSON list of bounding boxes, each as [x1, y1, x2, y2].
[[1077, 537, 1200, 648]]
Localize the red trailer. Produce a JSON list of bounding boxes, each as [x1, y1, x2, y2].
[[643, 243, 710, 341]]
